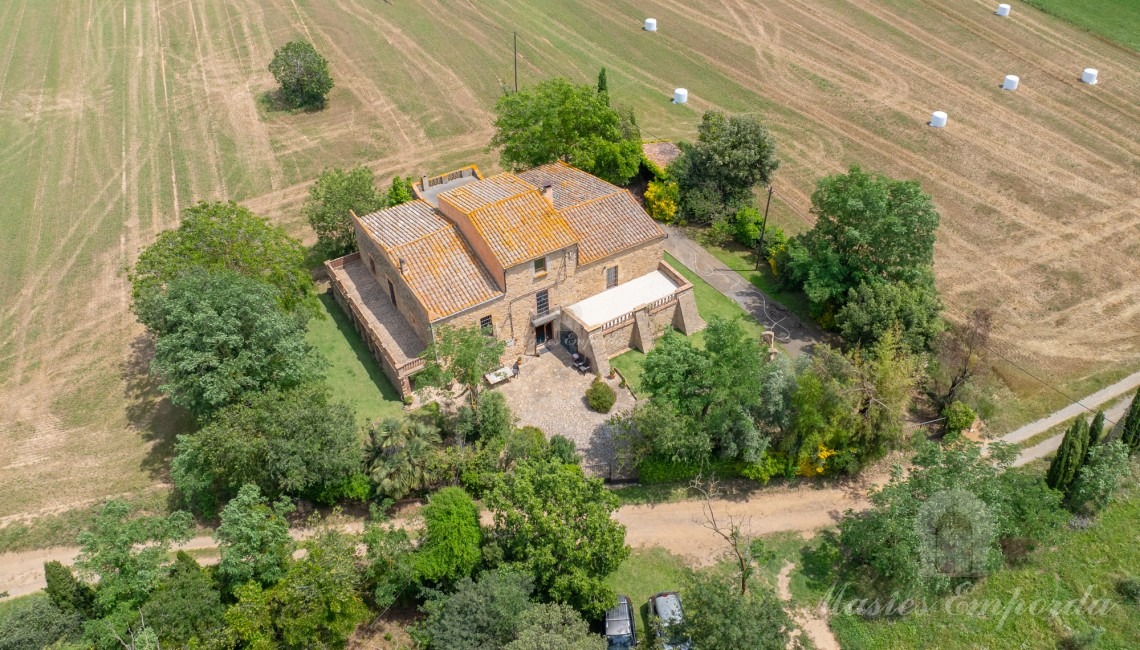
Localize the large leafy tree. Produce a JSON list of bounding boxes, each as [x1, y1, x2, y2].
[[138, 553, 226, 647], [640, 319, 768, 463], [171, 383, 363, 514], [144, 270, 322, 420], [131, 200, 317, 320], [417, 570, 534, 650], [74, 502, 193, 614], [304, 167, 384, 256], [836, 439, 1065, 601], [678, 573, 794, 650], [415, 487, 483, 588], [268, 40, 334, 108], [367, 416, 441, 499], [836, 278, 944, 352], [273, 529, 369, 648], [418, 324, 506, 406], [0, 595, 82, 649], [486, 458, 629, 617], [504, 603, 607, 650], [669, 112, 780, 224], [215, 484, 295, 593], [489, 78, 641, 184], [362, 523, 417, 610], [785, 166, 941, 329]]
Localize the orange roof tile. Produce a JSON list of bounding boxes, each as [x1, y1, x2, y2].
[[467, 192, 577, 268], [358, 200, 448, 249], [517, 162, 619, 210], [438, 174, 536, 213], [560, 191, 664, 264], [395, 228, 502, 320]]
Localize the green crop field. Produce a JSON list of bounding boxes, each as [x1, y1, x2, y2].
[[1, 0, 1137, 522], [1021, 0, 1140, 51]]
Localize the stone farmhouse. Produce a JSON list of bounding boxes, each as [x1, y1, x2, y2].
[[325, 162, 704, 397]]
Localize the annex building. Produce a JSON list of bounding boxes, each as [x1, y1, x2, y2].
[[325, 162, 703, 397]]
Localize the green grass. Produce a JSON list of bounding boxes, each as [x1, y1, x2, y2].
[[1022, 0, 1140, 50], [307, 292, 405, 426], [985, 364, 1138, 436], [605, 547, 695, 640], [0, 489, 180, 554], [830, 491, 1140, 649], [700, 240, 814, 324], [610, 253, 770, 394]]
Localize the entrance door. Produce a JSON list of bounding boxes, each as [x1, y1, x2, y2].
[[535, 322, 553, 345]]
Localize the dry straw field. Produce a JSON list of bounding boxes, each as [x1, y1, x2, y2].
[[1, 0, 1137, 521]]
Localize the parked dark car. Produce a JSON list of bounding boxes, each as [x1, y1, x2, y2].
[[647, 591, 691, 650], [605, 594, 637, 648]]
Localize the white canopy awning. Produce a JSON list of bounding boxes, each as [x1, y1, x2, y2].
[[565, 270, 679, 328]]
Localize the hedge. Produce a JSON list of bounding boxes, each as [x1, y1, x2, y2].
[[636, 456, 748, 485]]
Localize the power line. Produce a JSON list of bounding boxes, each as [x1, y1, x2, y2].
[[980, 343, 1121, 428]]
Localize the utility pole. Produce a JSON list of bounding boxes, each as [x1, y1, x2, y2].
[[755, 185, 774, 271], [513, 32, 518, 93]]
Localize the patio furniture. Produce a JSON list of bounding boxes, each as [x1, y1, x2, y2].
[[573, 356, 592, 374], [484, 366, 512, 385]]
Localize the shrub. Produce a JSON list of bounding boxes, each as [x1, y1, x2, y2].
[[637, 456, 746, 485], [942, 401, 976, 437], [505, 426, 548, 466], [585, 377, 617, 413], [644, 180, 679, 222], [1116, 577, 1140, 604], [740, 453, 785, 484], [733, 205, 762, 248], [416, 487, 483, 588], [0, 594, 81, 649], [548, 435, 579, 465]]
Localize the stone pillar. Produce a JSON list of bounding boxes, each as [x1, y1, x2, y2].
[[631, 308, 655, 353], [672, 288, 705, 335], [584, 328, 610, 377]]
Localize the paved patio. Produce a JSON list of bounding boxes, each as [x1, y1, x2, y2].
[[494, 346, 637, 478]]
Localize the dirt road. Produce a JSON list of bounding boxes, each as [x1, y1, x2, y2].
[[0, 474, 880, 599]]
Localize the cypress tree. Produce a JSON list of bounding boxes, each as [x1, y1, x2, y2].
[[43, 560, 94, 618], [1047, 419, 1088, 492], [1085, 410, 1105, 462], [1121, 389, 1140, 455], [597, 67, 609, 98]]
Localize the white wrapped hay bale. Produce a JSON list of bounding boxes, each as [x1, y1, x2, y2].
[[996, 4, 1011, 16], [644, 18, 657, 32], [930, 111, 948, 128], [673, 88, 688, 104], [1002, 74, 1019, 90], [1081, 68, 1099, 84]]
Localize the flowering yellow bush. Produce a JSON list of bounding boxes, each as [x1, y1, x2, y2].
[[797, 444, 837, 476], [644, 180, 679, 223]]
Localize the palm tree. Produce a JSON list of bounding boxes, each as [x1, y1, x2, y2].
[[367, 418, 440, 499]]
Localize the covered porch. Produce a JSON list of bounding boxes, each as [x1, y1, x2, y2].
[[325, 253, 426, 397], [561, 261, 703, 376]]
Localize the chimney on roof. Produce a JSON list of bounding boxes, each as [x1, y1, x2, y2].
[[399, 258, 408, 276], [420, 175, 428, 191], [541, 184, 554, 207]]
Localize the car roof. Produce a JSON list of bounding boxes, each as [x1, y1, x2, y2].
[[651, 592, 683, 623], [605, 595, 633, 636]]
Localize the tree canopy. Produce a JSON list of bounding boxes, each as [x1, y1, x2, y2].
[[669, 112, 780, 224], [418, 570, 535, 650], [268, 40, 334, 109], [143, 270, 323, 420], [485, 458, 628, 618], [417, 324, 507, 403], [171, 383, 363, 514], [367, 416, 441, 500], [679, 573, 793, 650], [215, 484, 295, 593], [489, 78, 641, 185], [784, 166, 942, 343], [132, 200, 318, 320], [415, 487, 483, 588], [304, 167, 384, 256]]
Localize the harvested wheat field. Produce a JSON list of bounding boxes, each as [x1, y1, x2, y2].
[[1, 0, 1137, 520]]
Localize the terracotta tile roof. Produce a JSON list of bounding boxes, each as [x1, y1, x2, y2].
[[395, 227, 502, 320], [358, 200, 448, 248], [439, 174, 536, 213], [560, 191, 665, 264], [517, 162, 619, 210], [467, 192, 577, 268], [641, 141, 682, 170]]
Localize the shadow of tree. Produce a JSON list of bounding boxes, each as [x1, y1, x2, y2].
[[800, 529, 842, 594], [122, 334, 193, 487]]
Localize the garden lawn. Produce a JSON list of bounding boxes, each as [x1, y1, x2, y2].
[[701, 242, 813, 323], [307, 292, 405, 426], [611, 253, 769, 394], [829, 491, 1140, 649], [604, 547, 694, 641]]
